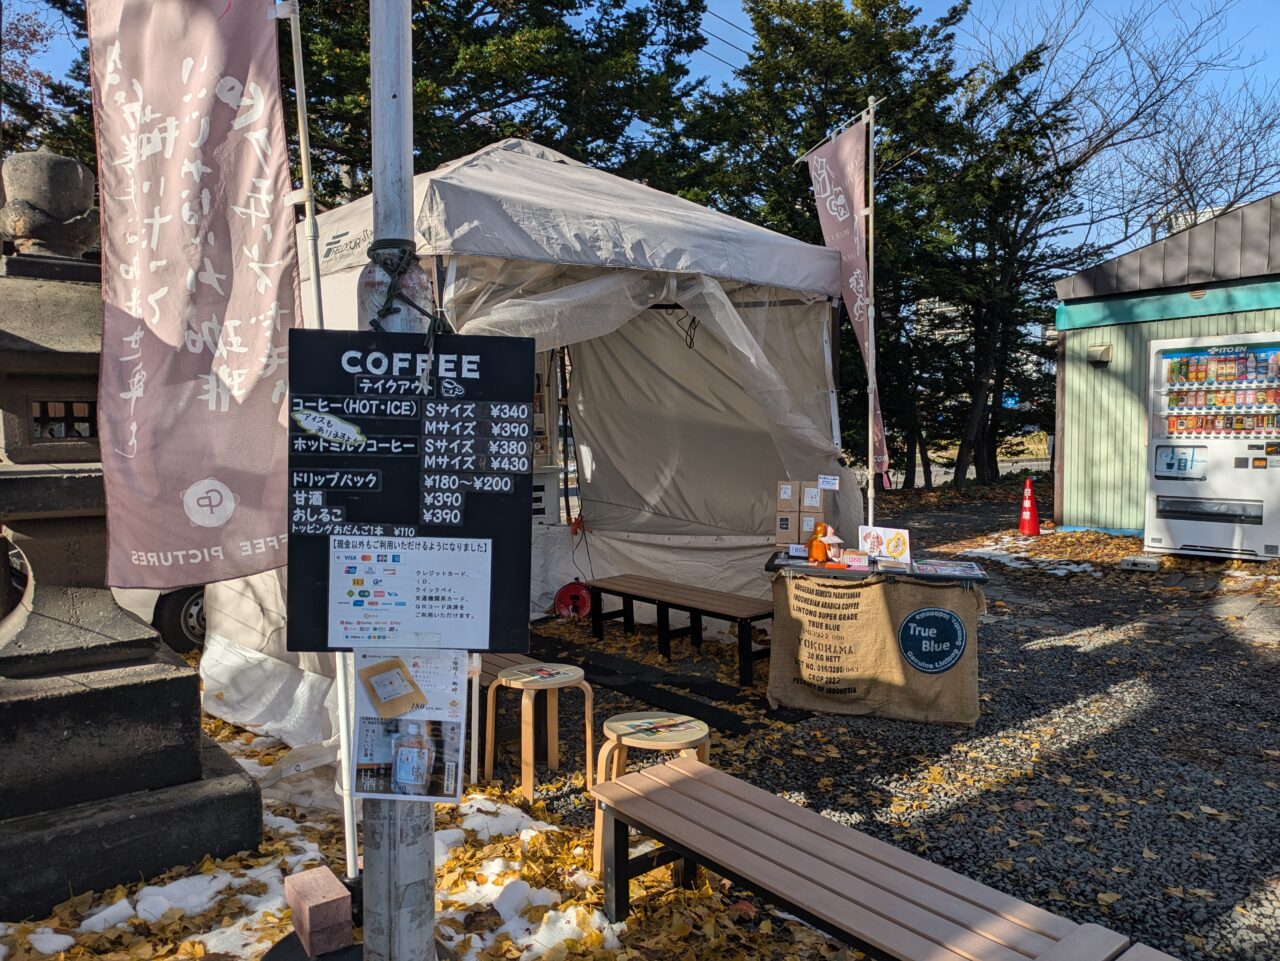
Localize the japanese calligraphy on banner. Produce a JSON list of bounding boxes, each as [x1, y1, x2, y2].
[[87, 0, 300, 588], [807, 122, 889, 473]]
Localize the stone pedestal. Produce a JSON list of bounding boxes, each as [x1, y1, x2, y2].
[[0, 544, 261, 920]]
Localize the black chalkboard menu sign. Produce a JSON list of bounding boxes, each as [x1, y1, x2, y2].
[[285, 329, 534, 653]]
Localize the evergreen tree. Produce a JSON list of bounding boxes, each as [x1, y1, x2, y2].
[[18, 1, 708, 202], [673, 0, 971, 486]]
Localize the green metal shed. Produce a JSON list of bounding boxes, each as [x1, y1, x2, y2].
[[1053, 192, 1280, 534]]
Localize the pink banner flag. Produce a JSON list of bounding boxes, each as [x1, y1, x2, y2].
[[87, 0, 300, 588], [807, 122, 889, 473]]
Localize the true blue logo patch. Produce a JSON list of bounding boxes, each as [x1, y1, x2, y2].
[[898, 607, 966, 674]]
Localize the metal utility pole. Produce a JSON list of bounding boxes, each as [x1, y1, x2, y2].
[[361, 3, 435, 961]]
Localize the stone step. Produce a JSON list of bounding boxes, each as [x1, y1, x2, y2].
[[0, 737, 261, 921], [0, 643, 202, 819], [0, 585, 158, 678]]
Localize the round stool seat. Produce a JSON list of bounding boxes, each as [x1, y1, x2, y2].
[[592, 711, 711, 874], [484, 662, 593, 803], [496, 663, 585, 689], [603, 711, 710, 751]]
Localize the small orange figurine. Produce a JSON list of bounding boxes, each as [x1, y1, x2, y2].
[[806, 521, 831, 563]]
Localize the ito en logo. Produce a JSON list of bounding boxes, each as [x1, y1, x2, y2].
[[181, 478, 238, 528], [897, 607, 966, 674]]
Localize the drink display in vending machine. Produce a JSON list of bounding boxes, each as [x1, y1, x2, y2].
[[1146, 334, 1280, 559]]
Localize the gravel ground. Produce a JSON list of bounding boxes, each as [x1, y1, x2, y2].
[[486, 502, 1280, 961]]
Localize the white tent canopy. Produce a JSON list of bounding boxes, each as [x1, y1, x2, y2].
[[203, 139, 859, 747], [304, 138, 840, 297]]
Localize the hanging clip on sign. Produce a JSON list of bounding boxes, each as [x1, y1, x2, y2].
[[286, 330, 535, 652]]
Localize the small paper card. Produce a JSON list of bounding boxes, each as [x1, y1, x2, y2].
[[787, 543, 808, 557], [859, 525, 912, 565], [817, 474, 840, 490], [358, 656, 427, 719]]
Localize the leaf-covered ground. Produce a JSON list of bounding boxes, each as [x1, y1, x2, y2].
[[4, 501, 1278, 961]]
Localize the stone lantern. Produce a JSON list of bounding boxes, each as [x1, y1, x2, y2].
[[0, 146, 100, 257], [0, 147, 261, 922]]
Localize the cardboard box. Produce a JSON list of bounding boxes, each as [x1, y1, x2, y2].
[[775, 511, 801, 544], [800, 482, 832, 514], [776, 480, 799, 511], [799, 513, 823, 538]]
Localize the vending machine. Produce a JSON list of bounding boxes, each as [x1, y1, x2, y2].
[[1145, 333, 1280, 559]]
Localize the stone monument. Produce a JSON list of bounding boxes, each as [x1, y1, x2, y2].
[[0, 149, 261, 921]]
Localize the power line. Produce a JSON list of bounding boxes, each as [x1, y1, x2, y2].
[[706, 8, 756, 40], [697, 43, 744, 72], [701, 25, 753, 58]]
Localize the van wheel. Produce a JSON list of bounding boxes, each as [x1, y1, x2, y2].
[[154, 586, 206, 652]]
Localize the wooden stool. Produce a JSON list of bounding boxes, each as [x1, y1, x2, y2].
[[484, 663, 593, 803], [593, 712, 710, 872]]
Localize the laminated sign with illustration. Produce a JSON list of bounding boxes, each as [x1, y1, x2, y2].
[[352, 649, 467, 802]]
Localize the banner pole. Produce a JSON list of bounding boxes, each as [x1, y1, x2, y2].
[[285, 3, 326, 333], [866, 96, 877, 527], [272, 0, 360, 886], [363, 3, 435, 961]]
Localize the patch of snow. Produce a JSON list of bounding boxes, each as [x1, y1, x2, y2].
[[964, 541, 1101, 578], [79, 897, 136, 933], [566, 868, 598, 890], [477, 857, 521, 878], [514, 906, 624, 957], [435, 827, 467, 866], [459, 800, 556, 842], [188, 865, 286, 957], [492, 881, 559, 924], [262, 812, 303, 835], [283, 835, 325, 872], [134, 872, 235, 922], [28, 929, 75, 955]]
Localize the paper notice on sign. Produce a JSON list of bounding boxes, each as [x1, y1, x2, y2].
[[352, 649, 467, 802], [328, 535, 492, 648], [817, 474, 840, 490]]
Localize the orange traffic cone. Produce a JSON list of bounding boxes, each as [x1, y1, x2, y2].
[[1019, 477, 1041, 536]]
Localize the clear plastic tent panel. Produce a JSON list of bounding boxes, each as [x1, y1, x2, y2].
[[444, 257, 863, 537]]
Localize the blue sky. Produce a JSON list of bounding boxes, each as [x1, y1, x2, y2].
[[29, 0, 1278, 109], [30, 0, 1280, 122], [689, 0, 1278, 91]]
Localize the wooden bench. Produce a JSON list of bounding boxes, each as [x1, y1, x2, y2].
[[591, 757, 1178, 961], [587, 574, 772, 686]]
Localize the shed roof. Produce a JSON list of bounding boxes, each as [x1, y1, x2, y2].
[[1055, 191, 1280, 302]]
